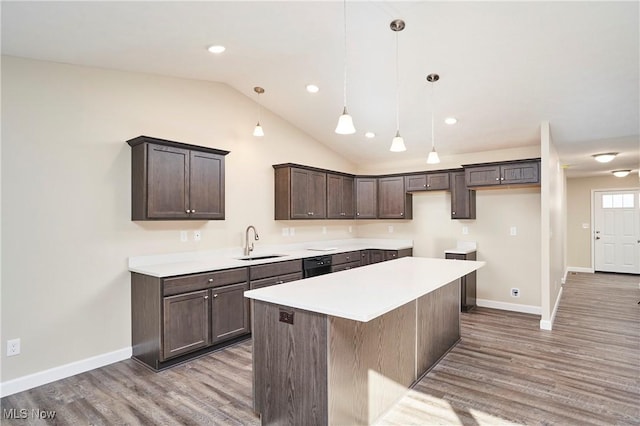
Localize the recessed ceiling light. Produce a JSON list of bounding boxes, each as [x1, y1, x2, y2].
[[592, 152, 617, 163], [207, 45, 226, 54], [364, 132, 375, 139], [306, 84, 319, 93], [444, 117, 457, 125], [612, 170, 630, 178]]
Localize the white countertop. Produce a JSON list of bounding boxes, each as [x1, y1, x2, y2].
[[444, 240, 477, 255], [128, 238, 413, 278], [244, 257, 485, 322]]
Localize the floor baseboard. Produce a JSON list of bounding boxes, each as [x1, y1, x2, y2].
[[476, 299, 541, 315]]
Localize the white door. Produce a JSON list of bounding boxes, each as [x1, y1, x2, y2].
[[594, 190, 640, 274]]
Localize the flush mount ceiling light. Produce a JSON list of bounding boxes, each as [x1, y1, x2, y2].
[[207, 45, 226, 54], [335, 0, 356, 135], [592, 152, 618, 163], [389, 19, 406, 152], [253, 87, 265, 137], [365, 131, 376, 139], [612, 170, 631, 177], [444, 117, 457, 125], [306, 84, 320, 94], [426, 73, 440, 164]]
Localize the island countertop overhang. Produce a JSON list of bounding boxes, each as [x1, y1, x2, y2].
[[244, 256, 485, 322]]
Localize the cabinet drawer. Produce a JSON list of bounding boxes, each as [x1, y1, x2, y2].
[[250, 271, 303, 290], [330, 260, 361, 273], [163, 267, 248, 296], [249, 260, 302, 281], [331, 250, 361, 265]]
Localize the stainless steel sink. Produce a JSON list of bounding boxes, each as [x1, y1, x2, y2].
[[237, 254, 285, 261]]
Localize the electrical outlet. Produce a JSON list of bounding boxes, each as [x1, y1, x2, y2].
[[462, 226, 469, 235], [510, 226, 517, 236], [388, 225, 394, 233], [7, 338, 20, 356], [322, 226, 327, 234], [180, 231, 188, 242], [282, 227, 290, 237], [511, 288, 520, 297], [193, 230, 201, 241], [290, 227, 295, 236], [348, 226, 352, 233]]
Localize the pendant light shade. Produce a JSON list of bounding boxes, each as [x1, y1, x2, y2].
[[426, 73, 440, 164], [389, 19, 406, 152], [335, 0, 356, 135], [335, 107, 356, 134], [253, 86, 265, 137], [390, 130, 406, 152]]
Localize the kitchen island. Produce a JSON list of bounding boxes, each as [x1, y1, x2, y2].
[[244, 256, 485, 425]]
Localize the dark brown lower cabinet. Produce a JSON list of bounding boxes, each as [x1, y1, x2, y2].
[[131, 268, 250, 371], [363, 248, 413, 265], [211, 282, 250, 344], [163, 290, 210, 359], [445, 251, 477, 311]]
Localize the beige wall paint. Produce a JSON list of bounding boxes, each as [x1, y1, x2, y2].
[[1, 56, 545, 385], [0, 56, 358, 382], [566, 174, 640, 269]]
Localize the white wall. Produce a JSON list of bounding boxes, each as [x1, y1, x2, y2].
[[1, 56, 545, 392], [540, 121, 565, 330]]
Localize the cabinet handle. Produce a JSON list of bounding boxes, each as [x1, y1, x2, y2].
[[208, 278, 214, 283], [213, 294, 218, 298], [310, 212, 314, 216]]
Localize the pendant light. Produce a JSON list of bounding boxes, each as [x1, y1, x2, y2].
[[426, 73, 440, 164], [253, 86, 265, 137], [335, 0, 356, 134], [389, 19, 406, 152]]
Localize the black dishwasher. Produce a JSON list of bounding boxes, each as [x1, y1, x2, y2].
[[303, 255, 332, 278]]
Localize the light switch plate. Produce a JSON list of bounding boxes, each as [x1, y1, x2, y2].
[[282, 227, 290, 236], [510, 226, 517, 236], [462, 226, 469, 235], [388, 225, 394, 233], [290, 227, 295, 236]]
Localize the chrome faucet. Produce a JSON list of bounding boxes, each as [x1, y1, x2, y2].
[[244, 226, 260, 257]]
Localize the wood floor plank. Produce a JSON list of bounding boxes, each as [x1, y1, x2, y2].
[[2, 272, 638, 425]]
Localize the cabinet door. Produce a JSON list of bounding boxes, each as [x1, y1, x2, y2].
[[341, 176, 355, 218], [189, 151, 225, 220], [360, 250, 371, 266], [501, 161, 539, 185], [356, 178, 377, 219], [378, 176, 411, 219], [465, 165, 501, 187], [290, 168, 312, 219], [162, 290, 210, 360], [309, 170, 327, 218], [147, 144, 190, 219], [327, 174, 344, 219], [405, 174, 427, 192], [211, 282, 250, 344], [426, 173, 450, 190], [369, 249, 385, 264], [451, 171, 476, 220]]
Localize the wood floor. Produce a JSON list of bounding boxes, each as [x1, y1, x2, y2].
[[2, 272, 639, 425]]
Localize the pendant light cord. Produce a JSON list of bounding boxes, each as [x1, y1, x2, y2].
[[395, 31, 400, 131], [431, 81, 435, 149], [342, 0, 348, 107]]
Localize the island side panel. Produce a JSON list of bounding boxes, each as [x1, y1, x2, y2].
[[252, 300, 328, 426], [416, 279, 461, 378], [327, 301, 416, 426]]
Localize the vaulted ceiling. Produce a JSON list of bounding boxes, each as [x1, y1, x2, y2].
[[2, 1, 638, 177]]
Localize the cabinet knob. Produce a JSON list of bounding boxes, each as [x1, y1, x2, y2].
[[346, 256, 350, 260], [500, 177, 504, 181], [208, 278, 214, 283], [357, 212, 360, 216], [400, 212, 404, 216], [192, 209, 196, 213], [427, 184, 430, 188], [495, 177, 500, 181], [186, 209, 191, 213], [204, 295, 209, 299], [345, 266, 351, 270], [213, 294, 218, 298], [423, 184, 427, 188], [276, 280, 284, 284], [310, 212, 314, 216], [452, 211, 456, 215]]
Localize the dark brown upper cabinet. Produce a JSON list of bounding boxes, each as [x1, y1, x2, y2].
[[464, 159, 540, 188], [274, 165, 327, 220], [128, 136, 228, 220], [405, 172, 450, 192], [450, 171, 476, 220], [327, 173, 355, 219], [355, 177, 378, 219], [378, 176, 412, 219]]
